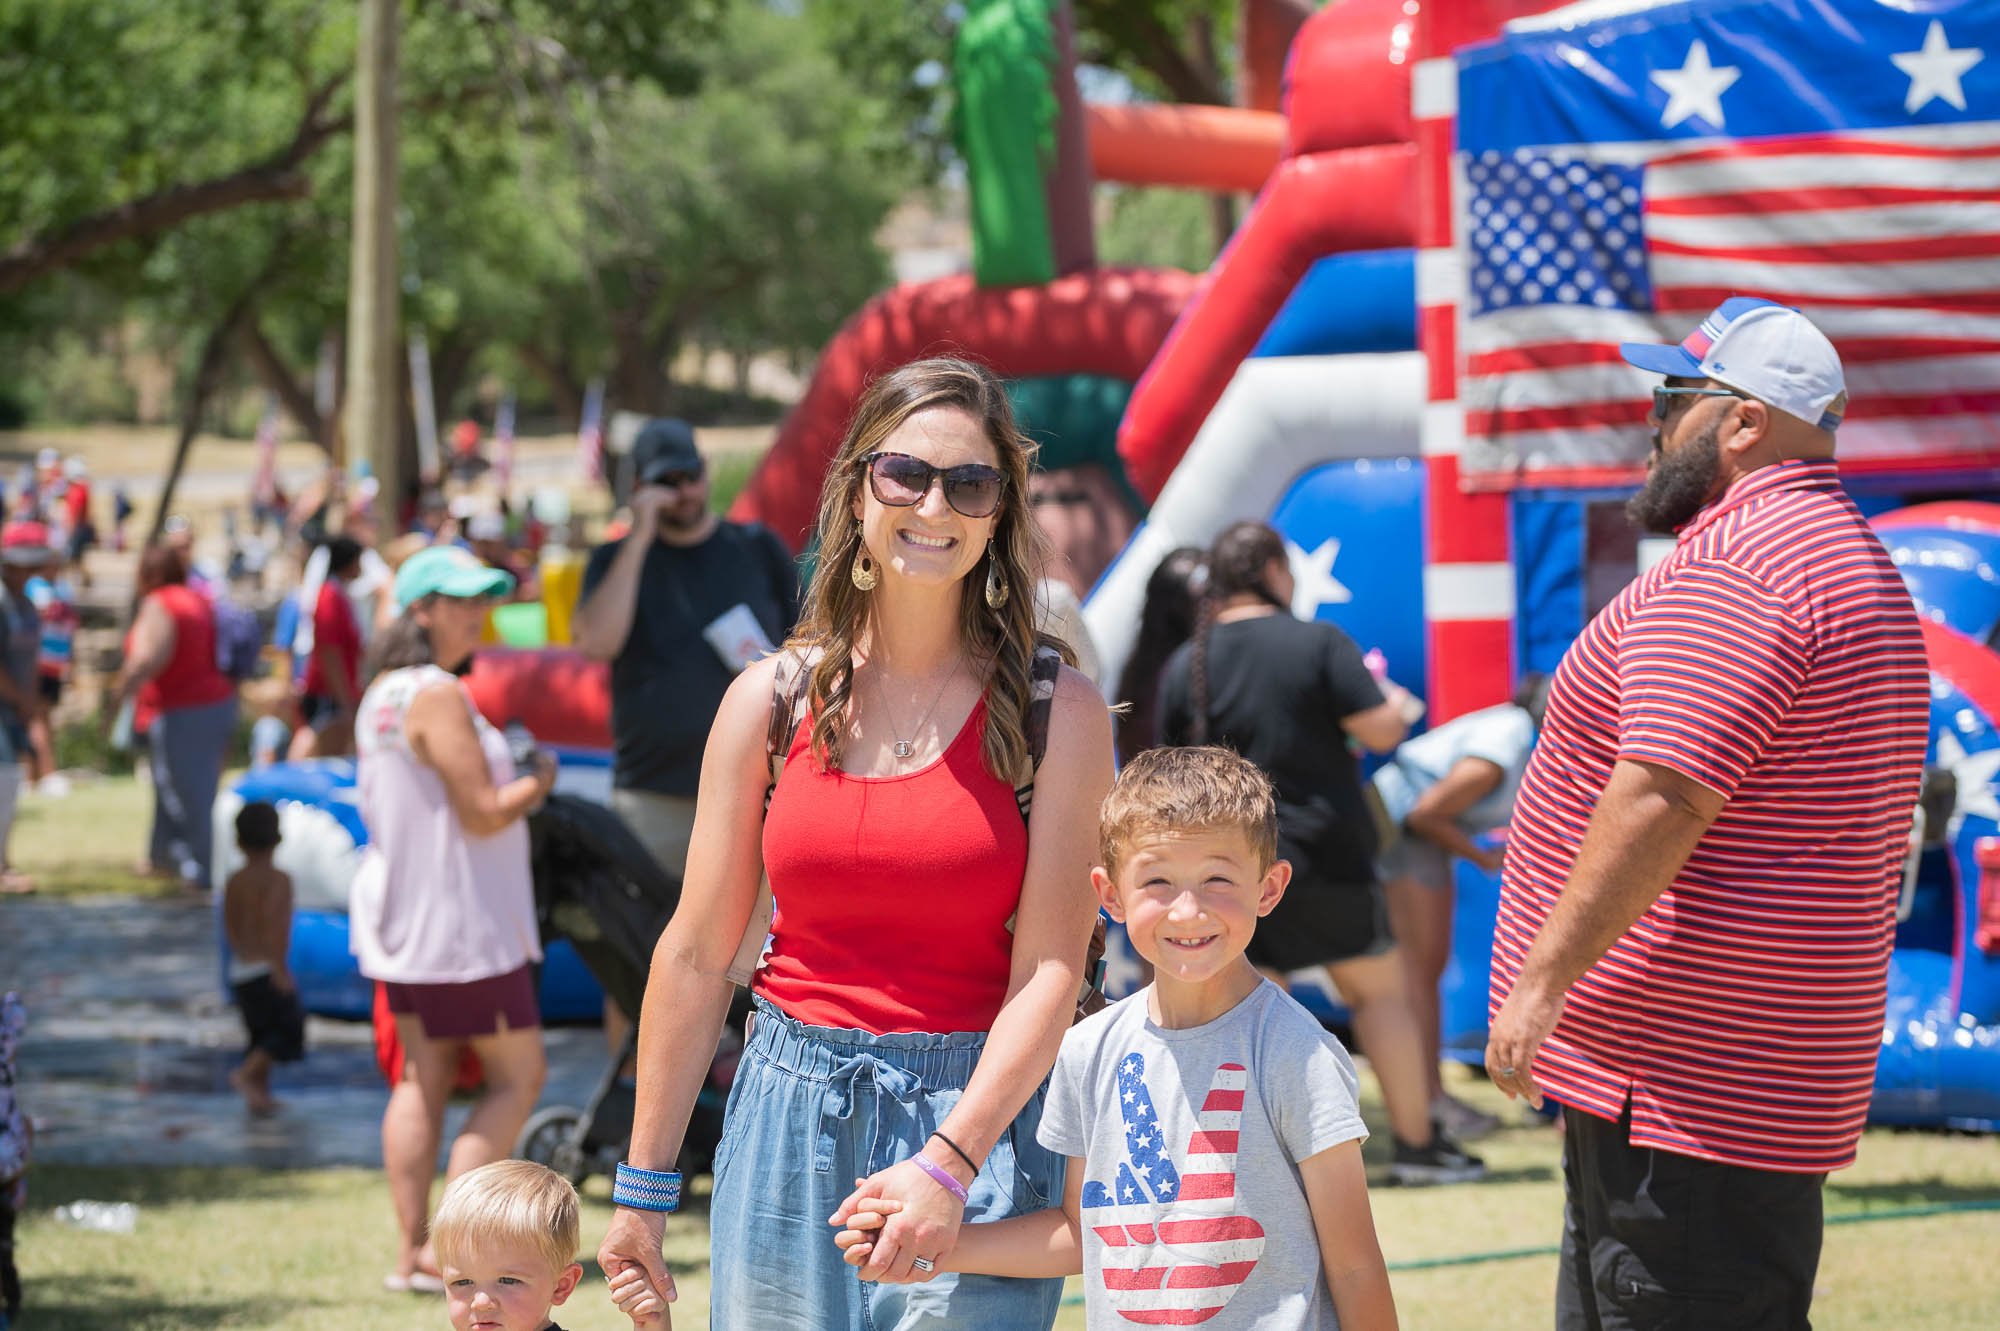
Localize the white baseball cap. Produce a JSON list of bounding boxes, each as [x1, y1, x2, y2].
[[1621, 296, 1847, 431]]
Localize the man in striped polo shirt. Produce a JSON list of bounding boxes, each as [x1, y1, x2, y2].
[[1485, 298, 1929, 1328]]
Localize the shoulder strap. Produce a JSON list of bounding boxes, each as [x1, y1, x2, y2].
[[1013, 643, 1065, 825], [763, 648, 816, 808]]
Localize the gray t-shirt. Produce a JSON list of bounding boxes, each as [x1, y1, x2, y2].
[[1038, 980, 1367, 1330]]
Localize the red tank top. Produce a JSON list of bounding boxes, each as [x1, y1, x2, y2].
[[138, 584, 234, 714], [756, 697, 1027, 1035]]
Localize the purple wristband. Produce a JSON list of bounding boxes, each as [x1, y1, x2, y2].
[[911, 1152, 970, 1205]]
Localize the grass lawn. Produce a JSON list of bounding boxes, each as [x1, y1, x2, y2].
[[13, 1084, 1999, 1329], [9, 771, 170, 897]]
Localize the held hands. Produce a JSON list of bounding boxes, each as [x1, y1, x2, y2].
[[607, 1265, 671, 1328], [1472, 845, 1508, 876], [599, 1208, 674, 1328], [1485, 980, 1566, 1110], [827, 1156, 967, 1284], [833, 1198, 904, 1274]]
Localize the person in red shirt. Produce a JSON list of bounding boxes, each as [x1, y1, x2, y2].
[[290, 536, 365, 759], [109, 543, 239, 892], [1486, 300, 1929, 1327], [60, 456, 93, 587]]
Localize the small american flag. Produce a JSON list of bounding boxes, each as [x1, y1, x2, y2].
[[492, 389, 517, 494], [1455, 5, 2000, 488], [1082, 1056, 1265, 1325], [576, 378, 606, 484]]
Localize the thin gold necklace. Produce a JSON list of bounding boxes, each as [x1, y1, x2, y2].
[[872, 659, 959, 759]]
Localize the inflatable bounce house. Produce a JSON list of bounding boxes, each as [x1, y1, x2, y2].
[[234, 0, 2000, 1129]]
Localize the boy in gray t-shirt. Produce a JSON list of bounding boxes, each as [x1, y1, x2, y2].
[[837, 747, 1398, 1329]]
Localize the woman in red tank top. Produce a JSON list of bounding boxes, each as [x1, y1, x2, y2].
[[109, 541, 238, 890], [598, 361, 1114, 1330]]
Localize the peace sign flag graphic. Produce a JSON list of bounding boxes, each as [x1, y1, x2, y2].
[[1080, 1054, 1267, 1324]]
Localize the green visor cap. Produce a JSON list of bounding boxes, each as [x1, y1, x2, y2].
[[393, 544, 516, 611]]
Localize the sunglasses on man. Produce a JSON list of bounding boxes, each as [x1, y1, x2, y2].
[[860, 451, 1005, 519], [1651, 385, 1746, 419], [645, 470, 703, 490]]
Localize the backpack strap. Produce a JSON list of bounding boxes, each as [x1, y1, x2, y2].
[[1012, 643, 1065, 825], [727, 649, 814, 988]]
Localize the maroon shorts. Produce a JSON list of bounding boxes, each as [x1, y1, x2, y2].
[[383, 964, 540, 1040]]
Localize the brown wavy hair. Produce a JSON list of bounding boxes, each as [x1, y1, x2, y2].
[[789, 357, 1059, 782]]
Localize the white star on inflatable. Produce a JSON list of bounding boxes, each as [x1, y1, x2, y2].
[[1892, 21, 1982, 114], [1651, 39, 1740, 129], [1935, 727, 2000, 835], [1286, 538, 1351, 617]]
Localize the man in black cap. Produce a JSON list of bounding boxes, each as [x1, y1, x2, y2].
[[573, 418, 798, 883]]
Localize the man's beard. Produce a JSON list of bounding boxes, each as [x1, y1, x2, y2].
[[1626, 421, 1721, 534]]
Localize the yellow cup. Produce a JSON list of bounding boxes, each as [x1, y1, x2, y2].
[[540, 548, 586, 646]]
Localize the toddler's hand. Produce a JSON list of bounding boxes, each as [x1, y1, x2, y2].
[[608, 1264, 670, 1328], [831, 1197, 903, 1272]]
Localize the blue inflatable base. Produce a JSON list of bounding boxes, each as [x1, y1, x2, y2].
[[289, 908, 606, 1024]]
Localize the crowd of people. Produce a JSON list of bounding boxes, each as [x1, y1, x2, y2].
[[0, 297, 1937, 1331]]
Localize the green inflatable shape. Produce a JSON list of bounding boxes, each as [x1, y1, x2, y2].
[[956, 0, 1059, 287], [490, 601, 548, 649]]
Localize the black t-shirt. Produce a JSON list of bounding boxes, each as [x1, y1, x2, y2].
[[582, 520, 799, 796], [1158, 613, 1387, 887]]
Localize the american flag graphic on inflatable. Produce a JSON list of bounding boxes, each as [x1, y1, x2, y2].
[[1081, 1054, 1266, 1324]]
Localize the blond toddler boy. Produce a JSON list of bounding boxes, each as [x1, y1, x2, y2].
[[432, 1160, 589, 1331]]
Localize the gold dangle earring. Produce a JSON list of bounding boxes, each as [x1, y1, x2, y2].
[[850, 542, 879, 592], [984, 538, 1008, 610]]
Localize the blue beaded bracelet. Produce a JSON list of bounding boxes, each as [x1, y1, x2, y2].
[[613, 1162, 684, 1213]]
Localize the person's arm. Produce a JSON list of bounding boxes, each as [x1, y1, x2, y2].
[[403, 683, 556, 837], [597, 654, 791, 1310], [108, 597, 176, 709], [837, 668, 1115, 1284], [837, 1161, 1086, 1279], [1403, 756, 1507, 871], [1300, 1140, 1398, 1331], [266, 871, 296, 992], [1342, 699, 1409, 754], [571, 490, 669, 661], [1485, 758, 1722, 1105], [1325, 631, 1404, 754]]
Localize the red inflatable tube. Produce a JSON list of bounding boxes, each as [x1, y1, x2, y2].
[[1284, 0, 1417, 156], [1873, 501, 2000, 537], [462, 647, 613, 750], [728, 268, 1196, 548], [1085, 103, 1286, 193], [1115, 144, 1417, 500]]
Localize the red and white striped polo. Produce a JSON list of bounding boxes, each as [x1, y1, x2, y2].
[[1492, 459, 1929, 1172]]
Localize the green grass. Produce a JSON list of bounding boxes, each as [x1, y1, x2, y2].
[[14, 1078, 1999, 1329], [9, 771, 172, 896]]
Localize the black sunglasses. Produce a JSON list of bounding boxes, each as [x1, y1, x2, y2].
[[1651, 385, 1745, 419], [860, 451, 1005, 519], [646, 469, 703, 490]]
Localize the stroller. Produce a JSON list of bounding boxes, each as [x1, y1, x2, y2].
[[512, 793, 751, 1186]]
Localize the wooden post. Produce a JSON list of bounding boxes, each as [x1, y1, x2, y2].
[[345, 0, 402, 530]]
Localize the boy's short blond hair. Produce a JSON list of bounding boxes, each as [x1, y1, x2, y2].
[[1100, 746, 1277, 875], [430, 1159, 579, 1277]]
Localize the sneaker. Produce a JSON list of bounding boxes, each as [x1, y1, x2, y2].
[[1432, 1092, 1502, 1141], [1389, 1125, 1487, 1185]]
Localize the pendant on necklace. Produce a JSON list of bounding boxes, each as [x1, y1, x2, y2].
[[894, 741, 914, 758]]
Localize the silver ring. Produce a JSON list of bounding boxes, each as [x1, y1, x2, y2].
[[1500, 1066, 1517, 1077], [911, 1257, 935, 1273]]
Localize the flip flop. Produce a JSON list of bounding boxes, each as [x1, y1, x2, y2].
[[382, 1271, 446, 1294], [0, 871, 36, 895]]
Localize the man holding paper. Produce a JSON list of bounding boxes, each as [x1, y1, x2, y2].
[[574, 417, 800, 881]]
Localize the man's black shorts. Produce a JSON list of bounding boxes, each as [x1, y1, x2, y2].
[[232, 974, 305, 1063], [1557, 1103, 1825, 1330]]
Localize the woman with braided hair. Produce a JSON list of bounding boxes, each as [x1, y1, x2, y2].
[[598, 357, 1113, 1329], [1159, 519, 1486, 1185]]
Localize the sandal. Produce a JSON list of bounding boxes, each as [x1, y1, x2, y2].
[[0, 871, 35, 895]]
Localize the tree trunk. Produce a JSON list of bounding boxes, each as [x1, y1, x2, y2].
[[609, 314, 670, 417], [237, 319, 326, 445]]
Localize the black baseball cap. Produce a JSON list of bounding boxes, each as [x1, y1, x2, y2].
[[632, 417, 704, 484]]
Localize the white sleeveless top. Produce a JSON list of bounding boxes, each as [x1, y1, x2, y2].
[[349, 665, 541, 984]]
